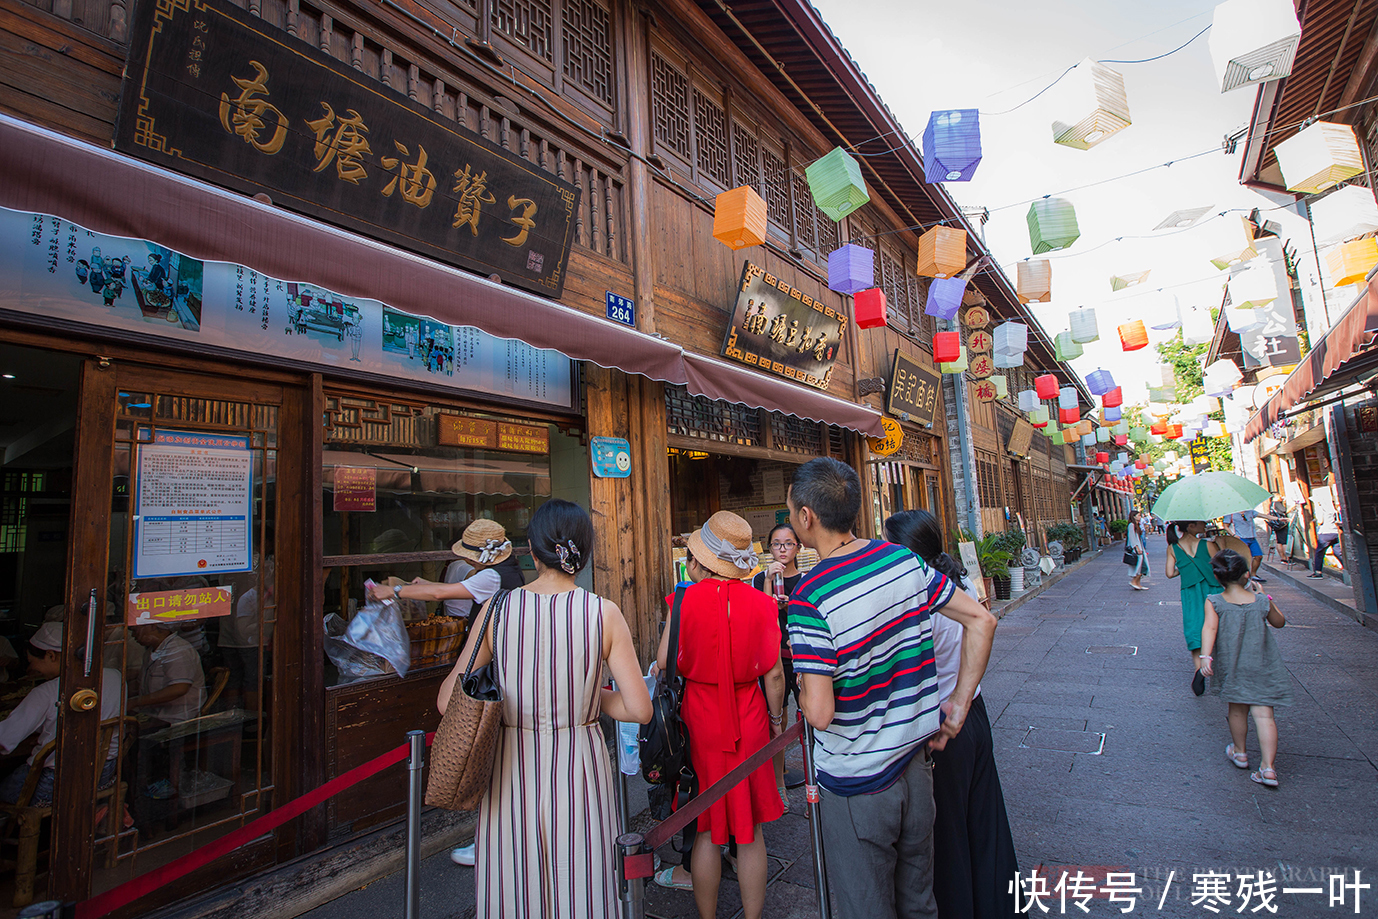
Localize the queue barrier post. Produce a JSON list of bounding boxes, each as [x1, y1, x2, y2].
[[403, 730, 426, 919], [802, 721, 831, 919], [617, 832, 650, 919]]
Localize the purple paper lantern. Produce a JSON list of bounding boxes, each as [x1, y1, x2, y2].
[[1103, 406, 1122, 423], [923, 110, 982, 183], [1086, 368, 1116, 396], [827, 244, 875, 295], [925, 277, 967, 320]]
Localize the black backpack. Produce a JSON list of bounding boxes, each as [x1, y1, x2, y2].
[[638, 587, 693, 798]]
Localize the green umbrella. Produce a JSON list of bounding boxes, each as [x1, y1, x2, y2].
[[1151, 471, 1271, 523]]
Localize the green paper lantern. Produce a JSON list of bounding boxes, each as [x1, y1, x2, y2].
[[1027, 197, 1081, 254], [805, 147, 870, 222], [1054, 331, 1083, 361], [1131, 426, 1148, 441]]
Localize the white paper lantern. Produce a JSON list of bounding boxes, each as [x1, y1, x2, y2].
[[994, 350, 1025, 369], [1228, 261, 1279, 309], [1114, 420, 1129, 435], [1204, 214, 1259, 270], [1311, 185, 1378, 246], [1018, 389, 1040, 412], [1096, 427, 1111, 443], [1225, 306, 1265, 333], [1147, 292, 1183, 330], [1059, 386, 1078, 410], [1081, 433, 1097, 447], [993, 322, 1029, 355], [1117, 452, 1129, 464], [1205, 358, 1243, 388], [1274, 122, 1365, 195], [1150, 433, 1164, 444], [1203, 374, 1235, 398], [1159, 363, 1177, 389], [1016, 260, 1052, 303], [1069, 308, 1100, 343], [1181, 305, 1214, 346], [1193, 394, 1221, 415], [1050, 59, 1131, 150], [1209, 0, 1301, 93]]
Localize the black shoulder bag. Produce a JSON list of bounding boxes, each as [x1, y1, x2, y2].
[[639, 587, 695, 817]]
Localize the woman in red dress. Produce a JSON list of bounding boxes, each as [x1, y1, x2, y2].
[[657, 510, 787, 919]]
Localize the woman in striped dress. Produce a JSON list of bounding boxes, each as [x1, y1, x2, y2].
[[439, 500, 651, 918]]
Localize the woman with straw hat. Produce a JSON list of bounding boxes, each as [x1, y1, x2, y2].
[[368, 518, 513, 616], [654, 511, 787, 919]]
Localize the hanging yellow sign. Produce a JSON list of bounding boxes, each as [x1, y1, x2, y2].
[[869, 418, 905, 456]]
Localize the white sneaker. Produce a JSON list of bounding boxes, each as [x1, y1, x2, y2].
[[451, 843, 476, 867]]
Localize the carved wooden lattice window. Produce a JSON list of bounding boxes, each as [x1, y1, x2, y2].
[[770, 413, 823, 455], [816, 202, 839, 255], [495, 0, 553, 61], [829, 425, 846, 457], [733, 123, 762, 191], [762, 147, 790, 228], [694, 90, 731, 186], [665, 386, 761, 446], [652, 53, 691, 160], [791, 172, 816, 253], [562, 0, 612, 104]]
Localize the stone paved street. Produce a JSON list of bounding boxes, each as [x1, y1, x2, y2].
[[307, 540, 1378, 919]]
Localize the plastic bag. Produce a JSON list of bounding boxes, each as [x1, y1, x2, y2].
[[344, 598, 412, 677], [614, 669, 659, 776], [323, 613, 389, 683]]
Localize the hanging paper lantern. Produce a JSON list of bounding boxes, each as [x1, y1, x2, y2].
[[1114, 434, 1128, 446], [992, 376, 1009, 399], [1027, 198, 1081, 254], [1018, 389, 1040, 412], [993, 322, 1029, 355], [1115, 420, 1129, 435], [1209, 0, 1301, 92], [1103, 406, 1122, 422], [1166, 423, 1184, 439], [925, 277, 967, 320], [1118, 320, 1149, 351], [1181, 306, 1214, 346], [1068, 308, 1099, 344], [1017, 260, 1053, 303], [938, 346, 969, 374], [916, 225, 968, 279], [1060, 407, 1080, 424], [1225, 306, 1264, 333], [805, 147, 870, 221], [994, 351, 1025, 369], [1228, 261, 1279, 308], [1131, 426, 1147, 440], [1058, 386, 1078, 410], [1159, 363, 1177, 388], [923, 109, 983, 183], [1095, 451, 1110, 464], [1193, 394, 1221, 414], [1076, 420, 1094, 437], [1204, 358, 1243, 388], [1274, 122, 1365, 195], [1311, 185, 1378, 246], [1096, 427, 1111, 443], [1103, 387, 1123, 408], [1109, 269, 1151, 291], [1081, 433, 1097, 447], [1054, 332, 1083, 362], [1206, 215, 1260, 270], [1150, 421, 1167, 435], [1035, 373, 1060, 399], [1326, 237, 1378, 287], [1029, 407, 1049, 426], [827, 244, 875, 295], [1050, 59, 1132, 150], [854, 288, 888, 329], [1147, 292, 1183, 330], [933, 330, 961, 363], [1086, 368, 1115, 396], [712, 186, 768, 250]]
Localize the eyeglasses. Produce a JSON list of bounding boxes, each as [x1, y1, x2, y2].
[[770, 542, 797, 550]]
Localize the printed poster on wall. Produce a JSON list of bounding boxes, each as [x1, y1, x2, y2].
[[0, 207, 574, 408], [134, 430, 253, 579]]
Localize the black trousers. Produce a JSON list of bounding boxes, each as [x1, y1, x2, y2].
[[930, 694, 1020, 918]]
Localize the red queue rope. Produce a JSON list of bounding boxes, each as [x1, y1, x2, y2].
[[76, 731, 436, 919]]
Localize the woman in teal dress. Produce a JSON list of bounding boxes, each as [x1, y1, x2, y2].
[[1164, 520, 1221, 695]]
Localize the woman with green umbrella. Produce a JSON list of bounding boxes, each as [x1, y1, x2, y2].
[[1154, 473, 1270, 696]]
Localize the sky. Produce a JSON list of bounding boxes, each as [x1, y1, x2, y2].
[[808, 0, 1327, 405]]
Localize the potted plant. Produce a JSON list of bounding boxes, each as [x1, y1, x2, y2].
[[997, 527, 1027, 593], [1109, 518, 1129, 541], [975, 534, 1015, 601]]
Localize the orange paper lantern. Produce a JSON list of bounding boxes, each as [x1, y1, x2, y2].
[[712, 186, 768, 250], [1118, 320, 1149, 351], [1166, 424, 1184, 439], [1326, 237, 1378, 287], [1151, 421, 1168, 435], [854, 288, 888, 329], [916, 225, 968, 279]]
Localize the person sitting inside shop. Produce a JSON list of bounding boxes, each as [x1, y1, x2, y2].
[[0, 623, 124, 805], [128, 622, 206, 725]]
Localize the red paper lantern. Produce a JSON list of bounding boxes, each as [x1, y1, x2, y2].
[[933, 331, 961, 363], [1118, 320, 1149, 351], [1102, 387, 1123, 408], [1166, 424, 1184, 439], [1150, 421, 1168, 435], [1035, 373, 1059, 399], [1059, 407, 1080, 424], [1135, 460, 1148, 469], [1032, 418, 1049, 428], [1095, 452, 1110, 464], [1113, 434, 1128, 445], [855, 288, 888, 329]]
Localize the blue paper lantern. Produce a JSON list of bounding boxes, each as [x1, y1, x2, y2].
[[827, 245, 875, 295], [923, 110, 982, 183], [1103, 406, 1122, 422], [1086, 368, 1116, 396], [924, 277, 966, 320]]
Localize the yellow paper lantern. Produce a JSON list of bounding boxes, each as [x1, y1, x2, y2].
[[1017, 260, 1052, 303], [1274, 121, 1365, 195], [916, 225, 968, 279], [1326, 237, 1378, 287], [712, 186, 768, 250]]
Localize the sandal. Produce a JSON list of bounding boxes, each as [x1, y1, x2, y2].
[[778, 786, 790, 813], [1250, 766, 1279, 788], [1226, 743, 1248, 769], [654, 866, 693, 891]]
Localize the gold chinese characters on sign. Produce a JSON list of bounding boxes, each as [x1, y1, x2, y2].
[[721, 262, 847, 391], [886, 350, 941, 426], [497, 423, 549, 454], [868, 418, 905, 457]]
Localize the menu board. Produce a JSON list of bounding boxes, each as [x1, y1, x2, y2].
[[134, 430, 253, 578]]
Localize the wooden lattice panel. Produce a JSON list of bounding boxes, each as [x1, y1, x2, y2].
[[652, 52, 691, 159], [561, 0, 612, 103], [694, 90, 730, 186], [495, 0, 553, 61]]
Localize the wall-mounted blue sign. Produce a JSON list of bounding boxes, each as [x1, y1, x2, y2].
[[605, 292, 636, 328], [591, 436, 632, 478]]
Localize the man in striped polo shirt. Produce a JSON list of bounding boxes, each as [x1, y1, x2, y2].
[[786, 457, 996, 919]]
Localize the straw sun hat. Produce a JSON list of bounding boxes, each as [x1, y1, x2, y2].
[[451, 519, 513, 566], [687, 511, 759, 580]]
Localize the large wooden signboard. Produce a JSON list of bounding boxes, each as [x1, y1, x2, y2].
[[887, 350, 941, 426], [721, 262, 847, 391], [115, 0, 580, 297]]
